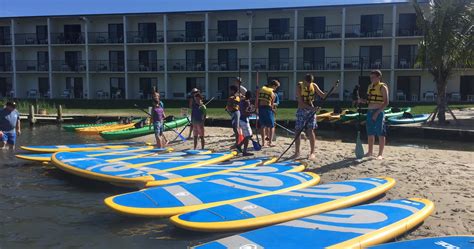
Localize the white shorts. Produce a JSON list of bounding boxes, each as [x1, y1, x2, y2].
[[239, 119, 253, 137]]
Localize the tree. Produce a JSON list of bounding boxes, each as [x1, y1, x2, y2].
[[412, 0, 474, 123]]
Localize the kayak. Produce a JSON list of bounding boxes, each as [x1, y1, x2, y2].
[[100, 117, 189, 140], [340, 107, 392, 123], [384, 107, 412, 119], [63, 121, 118, 132], [387, 113, 430, 125], [75, 120, 142, 135], [316, 110, 331, 122], [326, 109, 349, 122]]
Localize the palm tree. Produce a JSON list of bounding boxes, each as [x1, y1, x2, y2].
[[412, 0, 473, 123]]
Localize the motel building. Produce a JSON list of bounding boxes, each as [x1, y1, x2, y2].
[[0, 0, 473, 102]]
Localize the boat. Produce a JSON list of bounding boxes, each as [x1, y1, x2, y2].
[[100, 117, 189, 140], [387, 113, 430, 124], [384, 107, 412, 119], [62, 121, 118, 132], [75, 119, 142, 135]]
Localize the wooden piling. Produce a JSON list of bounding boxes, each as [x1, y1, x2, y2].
[[57, 105, 63, 123], [28, 105, 36, 125]]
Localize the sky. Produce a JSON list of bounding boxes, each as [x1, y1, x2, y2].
[[0, 0, 409, 18]]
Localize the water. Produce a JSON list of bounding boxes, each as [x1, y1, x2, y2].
[[1, 125, 472, 249]]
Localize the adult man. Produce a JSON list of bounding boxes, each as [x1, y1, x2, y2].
[[0, 101, 21, 150], [358, 70, 389, 160], [292, 74, 326, 160]]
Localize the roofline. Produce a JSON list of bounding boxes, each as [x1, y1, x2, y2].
[[0, 1, 420, 20]]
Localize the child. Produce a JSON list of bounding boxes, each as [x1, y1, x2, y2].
[[0, 101, 21, 150], [151, 93, 166, 148], [256, 80, 280, 147], [187, 88, 199, 139], [237, 91, 254, 156], [191, 92, 206, 150], [226, 85, 241, 147]]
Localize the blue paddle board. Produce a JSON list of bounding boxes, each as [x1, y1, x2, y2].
[[171, 177, 395, 232], [20, 141, 146, 153], [193, 198, 434, 249], [52, 151, 236, 186], [104, 172, 320, 217], [368, 236, 474, 249]]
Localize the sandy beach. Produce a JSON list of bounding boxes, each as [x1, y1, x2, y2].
[[133, 126, 474, 239]]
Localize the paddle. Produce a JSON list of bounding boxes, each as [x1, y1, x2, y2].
[[275, 122, 295, 135], [355, 103, 365, 159], [276, 80, 340, 162], [253, 70, 262, 150], [133, 104, 187, 142]]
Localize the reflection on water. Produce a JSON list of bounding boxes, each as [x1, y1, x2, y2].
[[0, 125, 471, 248]]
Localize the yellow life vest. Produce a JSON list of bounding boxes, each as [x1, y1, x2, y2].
[[258, 86, 274, 106], [299, 82, 316, 104], [226, 95, 240, 111], [367, 82, 386, 104]]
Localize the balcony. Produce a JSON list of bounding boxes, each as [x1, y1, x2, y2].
[[396, 55, 421, 69], [253, 28, 294, 41], [51, 32, 85, 44], [126, 31, 164, 44], [297, 25, 342, 40], [127, 60, 164, 72], [89, 32, 124, 44], [16, 60, 49, 71], [0, 64, 12, 72], [168, 59, 205, 71], [52, 60, 86, 72], [89, 60, 125, 72], [297, 57, 342, 71], [252, 58, 293, 71], [208, 29, 249, 42], [15, 33, 48, 45], [0, 37, 11, 45], [345, 24, 392, 38], [167, 30, 205, 43], [344, 56, 391, 70], [208, 59, 249, 71], [396, 24, 423, 37]]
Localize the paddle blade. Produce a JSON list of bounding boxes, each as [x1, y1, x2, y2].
[[355, 131, 364, 159], [252, 140, 262, 151]]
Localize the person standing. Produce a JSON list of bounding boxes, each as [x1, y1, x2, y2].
[[237, 91, 254, 156], [226, 85, 241, 147], [0, 101, 21, 150], [255, 79, 279, 147], [151, 93, 166, 148], [292, 74, 326, 160], [234, 77, 248, 96], [191, 91, 206, 150], [186, 88, 199, 139], [358, 70, 389, 160]]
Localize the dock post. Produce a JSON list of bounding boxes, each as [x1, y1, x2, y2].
[[34, 98, 39, 114], [57, 105, 64, 123], [28, 105, 36, 125]]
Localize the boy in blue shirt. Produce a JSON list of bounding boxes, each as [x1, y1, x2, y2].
[[0, 102, 21, 150]]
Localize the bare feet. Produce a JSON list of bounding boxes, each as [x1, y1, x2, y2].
[[308, 153, 316, 161], [376, 155, 384, 160], [267, 143, 276, 147], [364, 153, 373, 158]]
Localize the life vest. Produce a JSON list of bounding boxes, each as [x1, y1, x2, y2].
[[258, 86, 274, 106], [226, 95, 240, 111], [299, 82, 316, 104], [367, 82, 386, 104]]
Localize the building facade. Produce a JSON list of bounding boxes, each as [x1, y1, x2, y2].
[[0, 2, 473, 101]]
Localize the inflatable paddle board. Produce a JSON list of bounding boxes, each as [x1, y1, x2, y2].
[[104, 172, 320, 217], [171, 177, 395, 232], [368, 235, 473, 248], [20, 141, 147, 153], [192, 198, 434, 249], [52, 151, 236, 186]]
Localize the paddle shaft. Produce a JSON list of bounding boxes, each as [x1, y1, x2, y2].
[[276, 80, 339, 162], [134, 105, 187, 141]]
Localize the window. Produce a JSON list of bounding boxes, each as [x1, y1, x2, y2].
[[186, 50, 205, 71], [185, 21, 205, 42], [0, 26, 11, 45], [109, 51, 124, 71], [359, 46, 383, 69], [37, 51, 48, 71], [398, 45, 418, 68], [315, 77, 325, 91], [303, 47, 325, 69], [358, 76, 371, 99], [64, 24, 82, 43], [399, 13, 418, 36], [36, 25, 47, 44], [397, 76, 421, 100], [138, 23, 157, 43], [0, 77, 12, 97], [38, 77, 49, 96], [217, 20, 238, 41], [186, 77, 205, 93], [460, 76, 474, 101], [269, 18, 290, 35], [304, 17, 326, 37], [218, 49, 238, 71], [64, 51, 82, 70], [218, 77, 233, 98], [269, 48, 290, 70], [139, 78, 158, 99], [108, 24, 124, 43], [0, 52, 11, 71], [65, 77, 83, 99], [360, 14, 384, 36], [110, 77, 125, 99]]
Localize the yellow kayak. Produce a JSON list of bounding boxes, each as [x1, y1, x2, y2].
[[316, 110, 331, 122], [76, 122, 139, 135], [328, 109, 349, 122]]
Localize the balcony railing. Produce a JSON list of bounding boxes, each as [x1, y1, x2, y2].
[[252, 58, 293, 71], [16, 60, 49, 71], [168, 59, 205, 71], [208, 59, 249, 71], [253, 28, 294, 41], [297, 25, 342, 40], [126, 31, 164, 43], [89, 32, 124, 44], [15, 33, 48, 45], [396, 24, 423, 37], [208, 29, 249, 42], [345, 24, 392, 38], [127, 60, 165, 72], [167, 30, 205, 43], [51, 32, 85, 44], [0, 64, 12, 72], [344, 56, 392, 69], [297, 57, 342, 70], [396, 55, 421, 69], [89, 60, 125, 72], [0, 37, 11, 45], [52, 60, 86, 71]]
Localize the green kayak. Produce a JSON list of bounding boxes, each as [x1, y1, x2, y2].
[[339, 108, 392, 123], [100, 117, 189, 140], [63, 121, 118, 132], [384, 107, 412, 119]]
